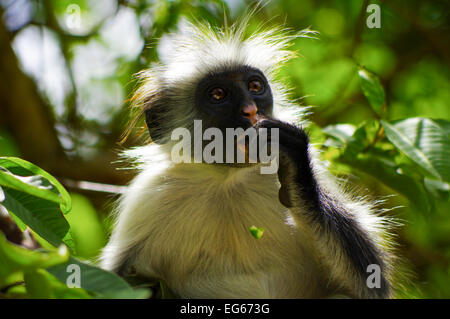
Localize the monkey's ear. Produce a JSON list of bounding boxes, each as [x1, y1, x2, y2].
[[143, 93, 171, 144], [144, 107, 168, 144]]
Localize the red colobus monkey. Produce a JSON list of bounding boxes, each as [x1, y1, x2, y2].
[[100, 19, 395, 298]]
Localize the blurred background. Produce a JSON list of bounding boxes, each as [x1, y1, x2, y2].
[[0, 0, 448, 298]]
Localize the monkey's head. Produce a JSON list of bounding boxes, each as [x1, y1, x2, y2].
[[129, 19, 314, 160]]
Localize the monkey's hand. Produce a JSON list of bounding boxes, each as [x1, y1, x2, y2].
[[254, 119, 319, 210]]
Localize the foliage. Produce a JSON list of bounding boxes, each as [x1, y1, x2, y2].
[[0, 157, 150, 298]]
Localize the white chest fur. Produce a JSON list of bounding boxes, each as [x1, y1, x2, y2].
[[102, 163, 325, 298]]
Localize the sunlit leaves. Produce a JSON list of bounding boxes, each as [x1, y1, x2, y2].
[[358, 67, 386, 117], [320, 67, 449, 216], [0, 156, 152, 298], [1, 187, 74, 250], [0, 232, 69, 287], [341, 151, 432, 213], [24, 268, 91, 299], [381, 118, 450, 183], [322, 117, 448, 213], [0, 157, 74, 251], [66, 193, 106, 258], [0, 157, 71, 213], [48, 257, 151, 299], [0, 232, 149, 298], [344, 120, 380, 157], [322, 124, 356, 147]]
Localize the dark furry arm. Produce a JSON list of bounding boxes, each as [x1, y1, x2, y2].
[[256, 119, 392, 298]]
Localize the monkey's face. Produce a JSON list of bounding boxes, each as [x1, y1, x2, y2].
[[144, 65, 275, 164], [194, 65, 274, 132], [176, 65, 275, 165]]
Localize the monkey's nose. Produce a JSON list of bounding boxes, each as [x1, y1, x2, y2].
[[241, 103, 258, 125]]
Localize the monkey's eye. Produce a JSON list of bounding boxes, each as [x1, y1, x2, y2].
[[249, 80, 264, 94], [209, 87, 227, 101]]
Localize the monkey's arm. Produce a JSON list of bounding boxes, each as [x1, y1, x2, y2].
[[257, 120, 392, 298]]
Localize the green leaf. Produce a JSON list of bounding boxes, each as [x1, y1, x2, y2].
[[24, 268, 91, 299], [322, 121, 380, 156], [47, 257, 151, 299], [0, 157, 74, 250], [249, 225, 264, 239], [65, 193, 106, 258], [0, 157, 71, 213], [99, 288, 152, 299], [1, 187, 74, 251], [340, 152, 432, 213], [358, 68, 386, 116], [0, 232, 69, 288], [424, 178, 449, 201], [344, 120, 381, 157], [381, 118, 450, 182], [24, 269, 53, 298], [322, 124, 356, 144], [8, 210, 28, 232], [0, 170, 63, 206]]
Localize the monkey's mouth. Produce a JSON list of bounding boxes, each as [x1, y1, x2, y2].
[[250, 114, 266, 126], [247, 113, 264, 126], [234, 115, 269, 163], [254, 114, 267, 125], [237, 113, 266, 129]]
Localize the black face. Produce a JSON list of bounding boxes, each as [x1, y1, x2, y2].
[[194, 65, 273, 132]]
